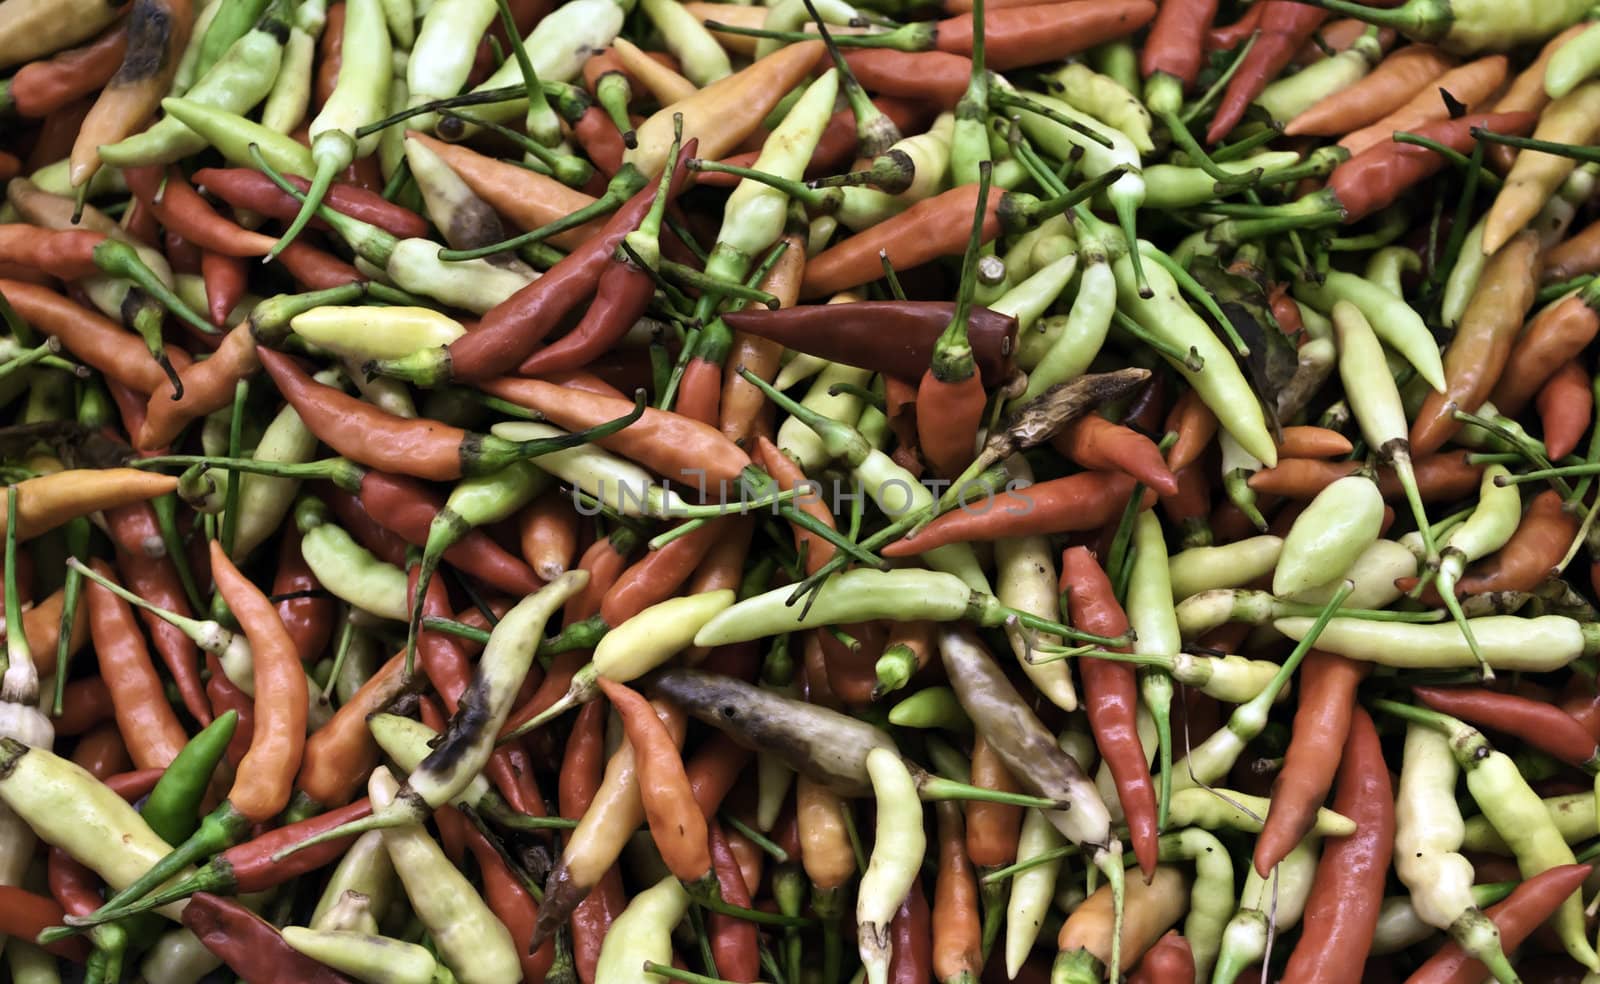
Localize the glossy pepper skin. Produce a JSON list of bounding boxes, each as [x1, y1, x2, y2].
[[1279, 707, 1394, 982]]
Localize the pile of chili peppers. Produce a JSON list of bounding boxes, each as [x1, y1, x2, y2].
[[20, 0, 1600, 981]]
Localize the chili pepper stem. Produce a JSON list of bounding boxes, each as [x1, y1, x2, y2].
[[94, 240, 217, 337], [440, 165, 646, 262], [269, 135, 350, 261], [65, 557, 235, 655], [2, 487, 20, 685], [65, 803, 252, 928]]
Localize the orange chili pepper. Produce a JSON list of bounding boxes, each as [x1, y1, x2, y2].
[[932, 801, 983, 984], [1276, 425, 1355, 459], [1484, 24, 1588, 172], [0, 278, 191, 395], [595, 676, 712, 884], [721, 228, 807, 450], [69, 0, 196, 187], [1411, 231, 1542, 455], [84, 558, 188, 771], [1163, 388, 1219, 473], [1338, 54, 1508, 156], [1286, 43, 1455, 137], [1537, 360, 1593, 460], [796, 773, 856, 892], [1248, 458, 1362, 499], [484, 376, 752, 491], [1544, 217, 1600, 283], [6, 22, 129, 119], [210, 540, 307, 822], [315, 2, 344, 110], [757, 436, 836, 574], [517, 490, 581, 583], [297, 648, 407, 809], [1053, 414, 1181, 496], [405, 131, 607, 251], [1490, 288, 1600, 416], [601, 516, 728, 626]]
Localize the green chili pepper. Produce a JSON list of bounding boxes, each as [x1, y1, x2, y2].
[[142, 711, 240, 845]]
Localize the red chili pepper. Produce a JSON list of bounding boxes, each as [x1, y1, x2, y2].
[[0, 224, 105, 279], [4, 883, 91, 963], [1400, 489, 1580, 599], [483, 376, 752, 491], [1414, 687, 1600, 769], [1537, 360, 1593, 460], [1280, 707, 1394, 983], [54, 676, 114, 736], [1128, 931, 1197, 984], [1061, 547, 1160, 878], [315, 3, 345, 109], [124, 166, 280, 257], [842, 50, 971, 108], [1378, 451, 1485, 503], [6, 23, 129, 118], [883, 472, 1149, 554], [1142, 0, 1218, 87], [207, 651, 257, 768], [1323, 112, 1538, 223], [200, 250, 249, 329], [601, 516, 727, 626], [400, 143, 695, 384], [185, 892, 358, 984], [72, 722, 132, 779], [707, 820, 761, 982], [323, 487, 410, 566], [104, 501, 211, 724], [1254, 650, 1368, 876], [1207, 2, 1330, 143], [194, 168, 430, 239], [887, 878, 933, 984], [462, 819, 557, 983], [1404, 864, 1593, 984], [272, 528, 334, 664], [517, 257, 658, 379], [356, 470, 543, 595]]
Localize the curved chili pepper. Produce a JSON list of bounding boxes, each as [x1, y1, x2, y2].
[[106, 501, 210, 724], [1280, 707, 1394, 982], [1538, 361, 1593, 460], [5, 22, 128, 118], [722, 301, 1018, 387], [195, 168, 430, 239], [0, 278, 189, 396], [1208, 3, 1330, 143], [1053, 415, 1181, 496], [1414, 686, 1600, 769], [355, 470, 542, 595], [260, 348, 632, 482], [462, 819, 557, 983], [124, 166, 280, 257], [84, 558, 188, 771], [69, 0, 197, 188], [883, 472, 1148, 554], [484, 376, 751, 491], [1405, 864, 1592, 984], [1062, 546, 1160, 878], [1322, 112, 1537, 223], [184, 892, 358, 984], [1443, 490, 1577, 597], [1254, 650, 1369, 876], [1492, 283, 1600, 417], [1143, 0, 1218, 87], [596, 676, 711, 884], [377, 144, 694, 385]]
